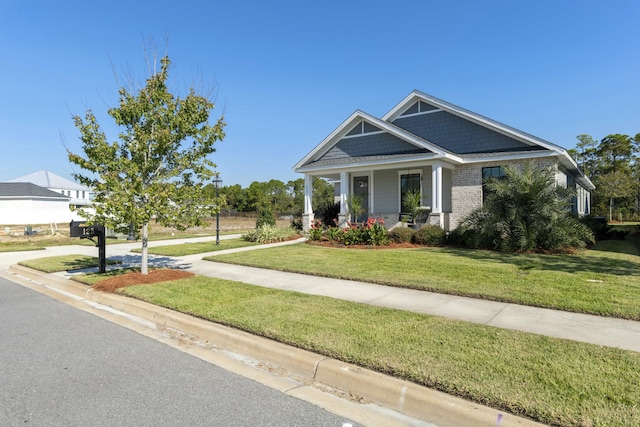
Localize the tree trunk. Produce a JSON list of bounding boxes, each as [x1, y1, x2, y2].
[[609, 198, 614, 223], [141, 222, 149, 275]]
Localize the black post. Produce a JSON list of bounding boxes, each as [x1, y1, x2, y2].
[[94, 225, 106, 274], [213, 175, 222, 245], [98, 233, 106, 274]]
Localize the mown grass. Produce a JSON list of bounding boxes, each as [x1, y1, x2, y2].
[[132, 239, 259, 256], [208, 235, 640, 320], [18, 255, 121, 272], [120, 276, 640, 427], [0, 244, 45, 252]]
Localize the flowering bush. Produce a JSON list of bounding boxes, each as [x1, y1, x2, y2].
[[308, 219, 324, 241], [341, 223, 363, 245], [360, 217, 388, 246], [314, 217, 388, 246], [326, 226, 345, 242]]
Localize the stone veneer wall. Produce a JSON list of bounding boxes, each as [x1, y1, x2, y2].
[[449, 158, 556, 230], [369, 212, 400, 229]]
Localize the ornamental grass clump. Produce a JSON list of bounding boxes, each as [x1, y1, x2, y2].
[[243, 224, 298, 244]]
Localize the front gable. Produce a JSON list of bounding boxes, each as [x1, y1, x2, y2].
[[392, 109, 545, 154], [321, 120, 430, 161], [294, 111, 457, 172]]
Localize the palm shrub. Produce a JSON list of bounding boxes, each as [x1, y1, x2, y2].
[[402, 190, 422, 222], [459, 161, 595, 252]]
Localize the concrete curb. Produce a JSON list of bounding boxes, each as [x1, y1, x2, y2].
[[6, 264, 545, 427]]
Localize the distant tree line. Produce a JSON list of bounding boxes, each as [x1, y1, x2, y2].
[[204, 177, 336, 219], [569, 133, 640, 221]]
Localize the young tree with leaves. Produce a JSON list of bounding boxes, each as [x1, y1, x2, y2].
[[570, 133, 639, 219], [68, 56, 225, 274]]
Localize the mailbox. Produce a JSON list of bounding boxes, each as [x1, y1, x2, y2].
[[69, 220, 107, 273], [70, 221, 88, 238]]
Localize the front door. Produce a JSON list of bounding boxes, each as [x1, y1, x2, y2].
[[353, 176, 369, 222]]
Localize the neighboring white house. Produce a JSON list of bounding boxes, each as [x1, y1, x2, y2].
[[0, 183, 74, 225], [7, 170, 92, 209], [293, 90, 595, 231], [1, 170, 93, 225]]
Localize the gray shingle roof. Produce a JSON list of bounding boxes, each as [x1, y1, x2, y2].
[[0, 183, 70, 199], [7, 170, 89, 191]]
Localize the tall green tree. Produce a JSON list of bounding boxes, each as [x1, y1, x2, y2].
[[218, 184, 245, 211], [597, 170, 635, 221], [68, 56, 225, 274], [287, 177, 335, 218], [570, 133, 639, 219], [571, 134, 599, 176], [598, 134, 633, 173]]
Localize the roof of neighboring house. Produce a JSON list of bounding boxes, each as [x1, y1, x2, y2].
[[7, 170, 90, 191], [294, 90, 595, 190], [0, 182, 71, 200]]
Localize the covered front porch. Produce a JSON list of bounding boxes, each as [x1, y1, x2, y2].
[[301, 161, 453, 231]]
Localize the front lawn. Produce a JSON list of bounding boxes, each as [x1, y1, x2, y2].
[[18, 255, 120, 272], [207, 236, 640, 320], [120, 276, 640, 427]]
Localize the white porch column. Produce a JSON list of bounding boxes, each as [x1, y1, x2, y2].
[[338, 171, 349, 228], [431, 162, 444, 228], [302, 174, 314, 231]]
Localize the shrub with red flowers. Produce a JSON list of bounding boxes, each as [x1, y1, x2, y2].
[[318, 217, 388, 246], [360, 217, 388, 246], [308, 219, 324, 241]]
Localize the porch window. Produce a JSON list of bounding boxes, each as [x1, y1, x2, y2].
[[400, 173, 421, 213]]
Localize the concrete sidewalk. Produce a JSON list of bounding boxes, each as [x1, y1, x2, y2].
[[175, 250, 640, 353], [5, 234, 640, 352], [4, 235, 639, 427]]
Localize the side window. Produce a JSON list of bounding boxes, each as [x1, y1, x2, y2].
[[400, 173, 421, 213], [481, 166, 505, 202]]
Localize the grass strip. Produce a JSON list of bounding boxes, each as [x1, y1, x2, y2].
[[120, 276, 640, 427], [18, 255, 120, 273], [207, 239, 640, 320], [0, 245, 45, 252], [132, 239, 258, 256]]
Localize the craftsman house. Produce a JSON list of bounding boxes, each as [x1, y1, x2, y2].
[[293, 90, 594, 231]]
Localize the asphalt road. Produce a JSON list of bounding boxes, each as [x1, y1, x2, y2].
[[0, 276, 358, 426]]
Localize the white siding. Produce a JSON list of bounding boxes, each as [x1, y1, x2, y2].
[[0, 199, 87, 225]]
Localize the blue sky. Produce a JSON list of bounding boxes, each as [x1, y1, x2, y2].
[[1, 1, 638, 187]]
